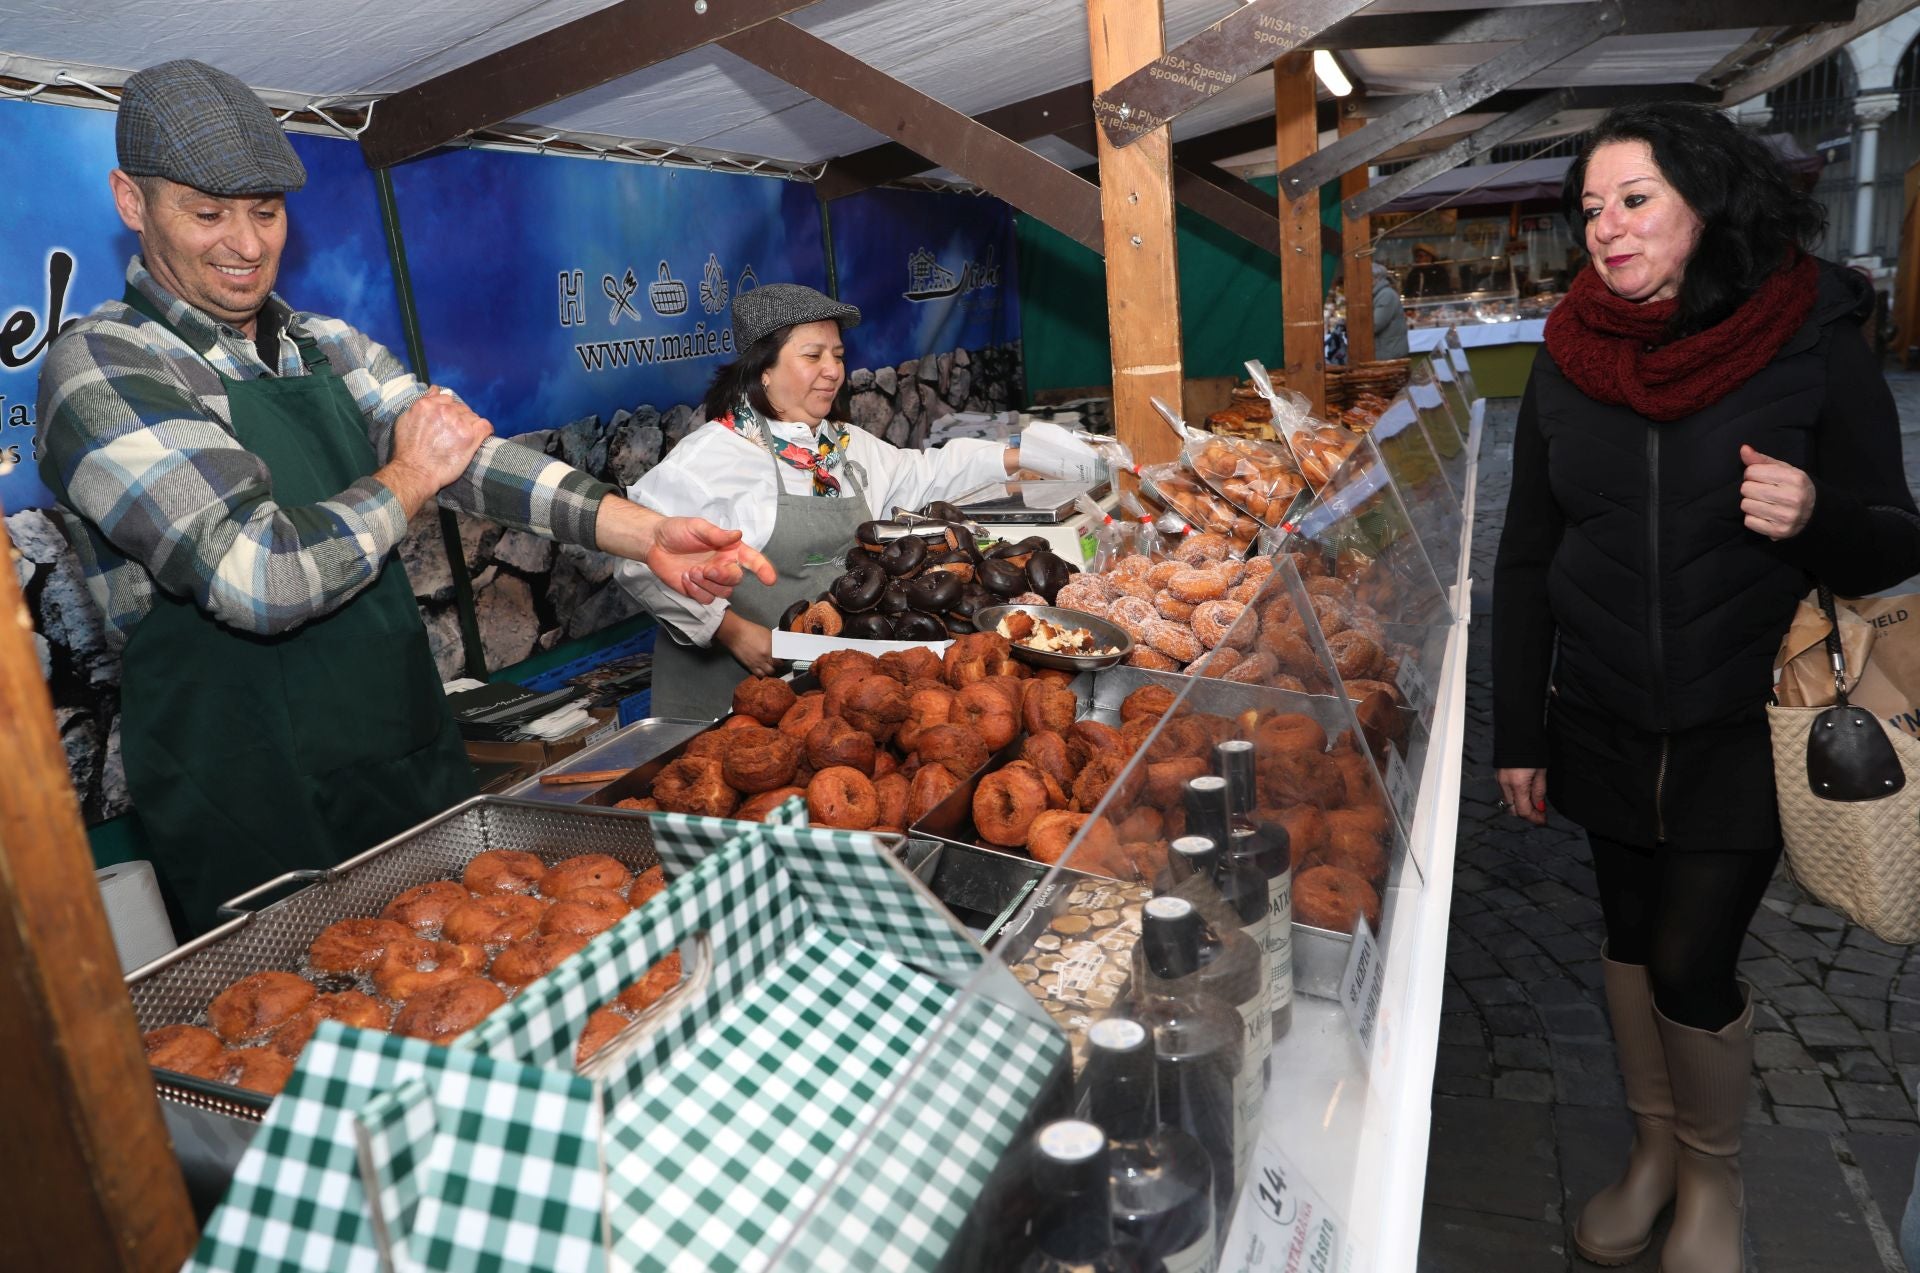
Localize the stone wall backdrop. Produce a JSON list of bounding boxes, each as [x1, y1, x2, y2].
[[12, 340, 1023, 823]]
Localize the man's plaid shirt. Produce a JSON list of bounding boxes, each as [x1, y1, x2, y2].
[[37, 258, 615, 649]]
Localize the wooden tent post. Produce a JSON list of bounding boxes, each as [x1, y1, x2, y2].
[[1087, 0, 1184, 469], [1275, 51, 1326, 415], [1340, 111, 1375, 366], [0, 515, 196, 1269]]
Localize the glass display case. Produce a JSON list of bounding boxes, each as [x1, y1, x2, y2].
[[773, 337, 1483, 1273]]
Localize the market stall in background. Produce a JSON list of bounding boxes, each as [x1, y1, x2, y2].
[[0, 2, 1904, 1271]]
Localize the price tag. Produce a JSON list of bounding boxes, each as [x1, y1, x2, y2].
[[1383, 748, 1417, 828], [1395, 657, 1433, 718], [1218, 1137, 1358, 1273], [1340, 916, 1386, 1065]]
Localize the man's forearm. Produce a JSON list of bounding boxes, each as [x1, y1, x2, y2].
[[592, 493, 663, 558]]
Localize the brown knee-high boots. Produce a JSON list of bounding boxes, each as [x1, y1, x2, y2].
[[1574, 956, 1677, 1264], [1654, 988, 1753, 1273]]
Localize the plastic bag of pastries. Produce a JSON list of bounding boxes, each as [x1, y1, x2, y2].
[[1182, 432, 1308, 529]]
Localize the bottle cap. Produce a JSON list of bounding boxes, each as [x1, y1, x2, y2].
[[1036, 1119, 1107, 1166], [1087, 1018, 1149, 1052]]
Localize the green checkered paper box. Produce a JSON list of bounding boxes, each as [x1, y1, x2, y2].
[[185, 807, 1067, 1272]]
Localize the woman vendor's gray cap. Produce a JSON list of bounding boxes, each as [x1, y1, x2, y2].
[[117, 59, 307, 196], [731, 284, 861, 350]]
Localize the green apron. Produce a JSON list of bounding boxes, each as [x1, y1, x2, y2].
[[649, 426, 872, 721], [117, 288, 474, 935]]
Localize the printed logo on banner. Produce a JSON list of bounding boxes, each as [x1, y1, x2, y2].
[[698, 254, 729, 315], [558, 271, 586, 327], [737, 264, 759, 297], [648, 262, 689, 317], [901, 244, 1001, 303], [1, 248, 85, 472], [603, 268, 643, 325]]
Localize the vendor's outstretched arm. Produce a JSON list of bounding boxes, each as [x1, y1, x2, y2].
[[591, 495, 776, 603]]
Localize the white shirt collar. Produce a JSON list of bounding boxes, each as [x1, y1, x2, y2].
[[765, 416, 825, 444]]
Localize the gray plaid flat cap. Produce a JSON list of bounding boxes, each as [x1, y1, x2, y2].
[[117, 59, 306, 196], [732, 283, 860, 351]]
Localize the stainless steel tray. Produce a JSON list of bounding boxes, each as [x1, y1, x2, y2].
[[505, 716, 713, 804]]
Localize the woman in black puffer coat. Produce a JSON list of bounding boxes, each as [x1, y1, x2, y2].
[[1492, 103, 1920, 1273]]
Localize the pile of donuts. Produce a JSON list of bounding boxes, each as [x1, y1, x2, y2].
[[1051, 532, 1275, 678], [1187, 436, 1306, 528], [613, 636, 1075, 831], [140, 850, 683, 1096], [1135, 465, 1261, 552], [780, 519, 1081, 641]]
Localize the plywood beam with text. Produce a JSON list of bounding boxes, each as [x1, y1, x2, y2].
[[1339, 112, 1374, 367], [1274, 53, 1324, 415], [0, 516, 196, 1270], [1087, 0, 1183, 469]]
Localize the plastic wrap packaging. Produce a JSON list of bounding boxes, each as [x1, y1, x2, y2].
[[1076, 494, 1133, 574], [1116, 488, 1175, 559], [1151, 396, 1307, 530], [1242, 360, 1364, 493], [1134, 462, 1259, 554]]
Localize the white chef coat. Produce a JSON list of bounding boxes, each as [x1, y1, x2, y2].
[[616, 416, 1009, 646]]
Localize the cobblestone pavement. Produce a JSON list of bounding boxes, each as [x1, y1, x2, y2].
[[1417, 375, 1920, 1273]]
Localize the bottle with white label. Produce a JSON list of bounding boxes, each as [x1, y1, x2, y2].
[[1134, 896, 1246, 1225], [1216, 739, 1294, 1039], [1019, 1120, 1172, 1272], [1085, 1019, 1217, 1273]]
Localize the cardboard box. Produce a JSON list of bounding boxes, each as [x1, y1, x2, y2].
[[463, 707, 619, 773]]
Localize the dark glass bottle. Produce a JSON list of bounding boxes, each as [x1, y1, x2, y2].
[[1019, 1120, 1171, 1272], [1085, 1018, 1217, 1273], [1216, 739, 1294, 1039], [1134, 895, 1246, 1226]]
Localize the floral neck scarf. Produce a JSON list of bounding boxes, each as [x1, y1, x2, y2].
[[721, 398, 853, 496]]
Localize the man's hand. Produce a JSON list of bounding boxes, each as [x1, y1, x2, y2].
[[646, 516, 777, 604], [1739, 445, 1816, 541], [378, 388, 492, 517], [1495, 767, 1548, 827], [716, 611, 778, 676]]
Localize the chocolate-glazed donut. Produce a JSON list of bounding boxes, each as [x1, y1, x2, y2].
[[880, 536, 928, 577], [978, 558, 1027, 597], [924, 501, 968, 525], [943, 613, 976, 635], [830, 563, 887, 612], [894, 610, 949, 642], [856, 520, 890, 547], [1025, 552, 1074, 604], [906, 571, 961, 613], [779, 599, 811, 632], [842, 611, 895, 640], [877, 582, 911, 615]]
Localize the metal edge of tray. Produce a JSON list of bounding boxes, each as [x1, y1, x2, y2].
[[505, 716, 715, 803]]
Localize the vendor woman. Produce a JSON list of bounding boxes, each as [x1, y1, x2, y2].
[[618, 283, 1097, 719]]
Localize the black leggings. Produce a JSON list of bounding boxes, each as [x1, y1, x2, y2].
[[1589, 834, 1782, 1031]]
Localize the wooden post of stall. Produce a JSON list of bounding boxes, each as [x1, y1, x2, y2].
[[1340, 110, 1375, 367], [1274, 51, 1324, 415], [0, 516, 196, 1269], [1087, 0, 1183, 469]]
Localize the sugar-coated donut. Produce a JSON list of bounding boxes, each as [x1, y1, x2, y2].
[[1154, 593, 1198, 623], [541, 886, 630, 937], [1192, 646, 1243, 678], [1106, 596, 1159, 642], [207, 971, 316, 1044], [732, 675, 798, 727], [653, 755, 739, 818], [973, 761, 1050, 847], [1127, 646, 1180, 671], [463, 849, 547, 896], [1224, 651, 1280, 685], [442, 894, 544, 946], [1143, 619, 1202, 663], [1191, 600, 1248, 650], [307, 917, 411, 974], [374, 937, 487, 1000], [1113, 553, 1155, 580], [540, 853, 633, 899], [196, 1047, 295, 1096], [808, 766, 881, 829], [721, 727, 802, 794], [955, 682, 1020, 751], [1293, 865, 1381, 932], [1173, 532, 1232, 566], [492, 933, 592, 989], [392, 976, 507, 1045], [143, 1023, 223, 1073], [735, 786, 806, 822], [381, 880, 472, 932], [1167, 567, 1229, 604]]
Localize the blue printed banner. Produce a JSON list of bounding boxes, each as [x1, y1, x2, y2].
[[0, 99, 405, 513], [390, 149, 827, 437]]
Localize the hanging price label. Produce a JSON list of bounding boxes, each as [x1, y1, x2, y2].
[[1384, 748, 1417, 827], [1340, 915, 1385, 1063], [1395, 656, 1433, 718]]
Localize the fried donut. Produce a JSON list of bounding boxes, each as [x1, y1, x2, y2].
[[1022, 730, 1077, 790], [392, 976, 507, 1045], [1192, 647, 1243, 678], [576, 1005, 631, 1066], [1146, 756, 1210, 807], [441, 894, 544, 946], [1139, 618, 1200, 664], [381, 880, 472, 933], [653, 755, 739, 818], [1114, 807, 1165, 844], [1127, 647, 1181, 671], [841, 675, 911, 744], [1266, 805, 1328, 863], [1110, 574, 1156, 602], [721, 708, 765, 730], [1167, 567, 1229, 604], [812, 648, 880, 690], [1190, 600, 1248, 650], [374, 938, 487, 1000], [1321, 825, 1388, 881], [906, 763, 962, 823], [1328, 802, 1391, 841], [1119, 713, 1161, 758], [541, 886, 630, 937], [808, 766, 881, 830], [720, 727, 802, 794], [268, 990, 392, 1060], [1155, 594, 1198, 623], [1020, 680, 1078, 736], [628, 864, 668, 907], [897, 686, 957, 752], [873, 771, 911, 830], [778, 692, 828, 739], [1173, 532, 1232, 566], [1071, 754, 1130, 813], [1256, 712, 1329, 756], [1113, 553, 1154, 580], [955, 682, 1020, 751], [143, 1023, 223, 1073], [615, 796, 661, 811], [912, 723, 990, 779], [534, 853, 630, 900], [683, 730, 732, 760], [1258, 749, 1348, 809], [974, 761, 1050, 847], [197, 1048, 295, 1096], [492, 933, 592, 989], [1224, 651, 1280, 685], [977, 674, 1029, 714], [1065, 719, 1127, 772], [207, 971, 317, 1044], [1027, 810, 1089, 864], [1293, 865, 1381, 932], [616, 950, 685, 1016], [878, 647, 944, 684], [307, 917, 411, 974], [463, 849, 547, 896], [736, 786, 806, 822], [806, 717, 877, 775], [1121, 685, 1177, 722], [1096, 594, 1150, 641], [1327, 629, 1385, 680], [732, 676, 797, 727], [943, 632, 1019, 687]]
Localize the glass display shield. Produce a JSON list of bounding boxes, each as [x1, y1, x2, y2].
[[1442, 327, 1480, 403], [1363, 392, 1462, 594], [1403, 358, 1469, 499]]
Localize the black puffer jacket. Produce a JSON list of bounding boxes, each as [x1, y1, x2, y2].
[[1493, 261, 1920, 844]]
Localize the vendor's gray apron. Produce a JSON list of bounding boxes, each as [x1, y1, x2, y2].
[[649, 429, 871, 720]]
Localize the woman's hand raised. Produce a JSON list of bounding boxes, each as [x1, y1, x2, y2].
[[1739, 445, 1816, 540]]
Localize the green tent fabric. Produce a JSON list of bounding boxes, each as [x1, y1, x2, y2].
[[1016, 175, 1347, 395]]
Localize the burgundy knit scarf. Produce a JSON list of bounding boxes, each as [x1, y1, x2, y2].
[[1543, 253, 1817, 422]]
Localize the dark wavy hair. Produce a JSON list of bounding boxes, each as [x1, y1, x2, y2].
[[699, 323, 854, 423], [1562, 101, 1826, 338]]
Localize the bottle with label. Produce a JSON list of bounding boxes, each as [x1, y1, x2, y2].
[[1215, 739, 1294, 1039], [1084, 1018, 1216, 1273], [1020, 1120, 1172, 1272], [1133, 895, 1246, 1224]]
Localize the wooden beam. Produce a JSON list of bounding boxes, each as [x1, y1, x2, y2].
[[360, 0, 821, 169], [720, 21, 1104, 252], [0, 516, 197, 1270], [1093, 0, 1374, 148], [816, 81, 1095, 202], [1310, 0, 1855, 50], [1087, 0, 1184, 469], [1344, 90, 1577, 220], [1340, 114, 1374, 367], [1344, 82, 1717, 119], [1715, 0, 1920, 102], [1276, 1, 1624, 201], [1275, 53, 1325, 416]]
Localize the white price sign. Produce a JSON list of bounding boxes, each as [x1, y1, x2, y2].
[[1219, 1138, 1358, 1273], [1384, 748, 1417, 828], [1340, 916, 1386, 1066], [1395, 657, 1433, 718]]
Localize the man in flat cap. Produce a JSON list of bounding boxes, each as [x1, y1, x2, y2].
[[38, 59, 773, 933]]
